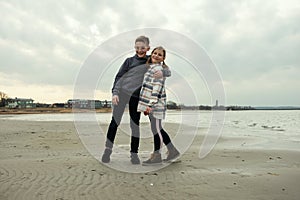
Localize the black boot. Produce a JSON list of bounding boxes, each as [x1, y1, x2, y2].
[[101, 148, 112, 163]]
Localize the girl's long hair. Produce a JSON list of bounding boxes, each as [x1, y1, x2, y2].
[[146, 46, 168, 69]]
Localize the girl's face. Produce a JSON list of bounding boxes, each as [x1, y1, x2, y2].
[[151, 49, 165, 63]]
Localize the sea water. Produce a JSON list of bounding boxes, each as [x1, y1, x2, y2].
[[0, 110, 211, 124], [1, 110, 299, 151]]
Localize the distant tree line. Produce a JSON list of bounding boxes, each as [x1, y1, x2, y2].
[[167, 101, 255, 111], [0, 91, 270, 110], [0, 91, 8, 107]]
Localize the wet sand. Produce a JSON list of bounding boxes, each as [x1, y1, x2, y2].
[[0, 119, 299, 200]]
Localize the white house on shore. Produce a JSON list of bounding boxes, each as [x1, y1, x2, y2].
[[6, 98, 35, 108], [66, 99, 112, 109]]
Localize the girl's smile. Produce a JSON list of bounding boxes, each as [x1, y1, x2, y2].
[[151, 49, 165, 63]]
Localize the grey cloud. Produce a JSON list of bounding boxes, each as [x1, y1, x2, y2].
[[179, 0, 300, 82], [0, 0, 299, 105]]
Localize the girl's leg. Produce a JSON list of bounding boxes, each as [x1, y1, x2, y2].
[[155, 117, 180, 162], [142, 114, 163, 165], [157, 126, 171, 146], [149, 114, 163, 152]]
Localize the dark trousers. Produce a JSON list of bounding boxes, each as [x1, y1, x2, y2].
[[105, 90, 141, 153], [149, 114, 171, 152]]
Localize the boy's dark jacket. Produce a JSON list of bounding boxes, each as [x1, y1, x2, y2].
[[112, 54, 171, 96]]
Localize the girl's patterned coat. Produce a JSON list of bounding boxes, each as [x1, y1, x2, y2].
[[137, 63, 168, 119]]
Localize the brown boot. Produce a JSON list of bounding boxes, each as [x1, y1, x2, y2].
[[142, 152, 162, 166], [163, 147, 180, 162]]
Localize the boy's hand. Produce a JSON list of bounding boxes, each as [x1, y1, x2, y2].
[[144, 107, 152, 116], [112, 95, 119, 105], [153, 70, 163, 79]]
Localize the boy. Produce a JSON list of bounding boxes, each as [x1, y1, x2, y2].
[[101, 36, 171, 164]]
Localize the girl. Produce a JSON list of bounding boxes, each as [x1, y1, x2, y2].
[[138, 46, 180, 165]]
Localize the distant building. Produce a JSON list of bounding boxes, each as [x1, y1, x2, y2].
[[67, 99, 111, 109], [212, 99, 226, 110], [6, 97, 35, 108], [101, 100, 112, 108]]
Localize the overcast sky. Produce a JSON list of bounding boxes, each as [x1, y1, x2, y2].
[[0, 0, 299, 106]]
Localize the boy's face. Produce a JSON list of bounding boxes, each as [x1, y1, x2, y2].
[[134, 41, 150, 58]]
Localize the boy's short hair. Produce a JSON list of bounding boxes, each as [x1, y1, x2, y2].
[[135, 36, 150, 46]]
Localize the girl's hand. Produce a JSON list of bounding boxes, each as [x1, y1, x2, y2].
[[153, 70, 163, 79], [144, 107, 152, 115]]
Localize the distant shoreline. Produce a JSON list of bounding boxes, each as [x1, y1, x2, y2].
[[0, 107, 112, 115], [0, 107, 299, 115]]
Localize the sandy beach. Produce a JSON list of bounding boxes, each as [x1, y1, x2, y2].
[[0, 118, 299, 200]]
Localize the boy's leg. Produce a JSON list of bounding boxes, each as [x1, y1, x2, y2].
[[102, 93, 129, 163], [128, 93, 141, 164], [128, 93, 141, 153], [105, 94, 128, 148]]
